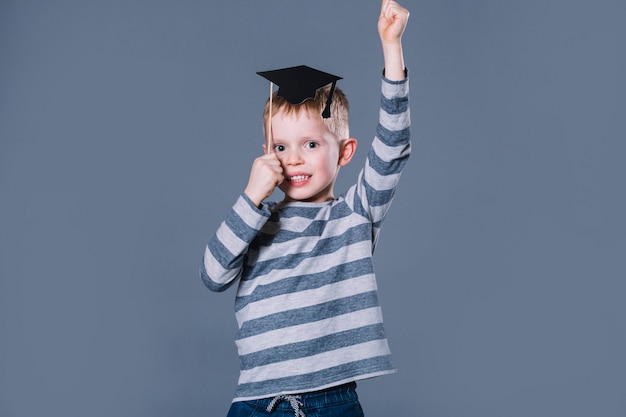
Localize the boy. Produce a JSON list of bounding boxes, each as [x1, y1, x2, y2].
[[201, 1, 410, 415]]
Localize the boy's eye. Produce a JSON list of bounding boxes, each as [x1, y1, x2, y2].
[[306, 142, 318, 149], [274, 144, 286, 152]]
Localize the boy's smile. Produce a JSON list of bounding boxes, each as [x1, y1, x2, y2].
[[268, 109, 355, 203], [286, 174, 311, 186]]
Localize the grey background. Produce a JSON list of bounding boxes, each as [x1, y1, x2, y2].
[[1, 1, 625, 416]]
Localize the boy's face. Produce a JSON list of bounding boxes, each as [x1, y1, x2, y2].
[[267, 109, 355, 203]]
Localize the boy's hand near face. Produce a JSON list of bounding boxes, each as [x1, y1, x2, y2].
[[378, 0, 409, 81], [244, 152, 284, 207]]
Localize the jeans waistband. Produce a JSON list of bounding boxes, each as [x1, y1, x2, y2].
[[256, 382, 359, 414]]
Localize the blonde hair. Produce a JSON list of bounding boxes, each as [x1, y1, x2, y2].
[[263, 85, 350, 141]]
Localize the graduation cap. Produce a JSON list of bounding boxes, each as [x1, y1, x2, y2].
[[257, 65, 342, 119], [257, 65, 342, 152]]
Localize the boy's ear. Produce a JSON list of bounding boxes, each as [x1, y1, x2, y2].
[[338, 138, 357, 167], [262, 144, 269, 154]]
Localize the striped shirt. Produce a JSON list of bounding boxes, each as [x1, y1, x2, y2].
[[201, 76, 410, 402]]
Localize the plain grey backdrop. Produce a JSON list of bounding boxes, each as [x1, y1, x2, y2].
[[1, 1, 625, 416]]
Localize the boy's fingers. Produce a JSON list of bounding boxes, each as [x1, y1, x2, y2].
[[262, 155, 283, 175], [379, 2, 409, 38], [264, 154, 282, 169], [381, 0, 397, 18], [380, 0, 390, 20], [381, 0, 408, 20]]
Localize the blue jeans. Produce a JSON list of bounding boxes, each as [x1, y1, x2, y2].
[[226, 382, 365, 417]]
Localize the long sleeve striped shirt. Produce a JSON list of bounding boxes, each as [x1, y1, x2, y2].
[[201, 75, 410, 402]]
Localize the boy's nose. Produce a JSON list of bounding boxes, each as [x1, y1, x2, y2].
[[284, 150, 304, 165]]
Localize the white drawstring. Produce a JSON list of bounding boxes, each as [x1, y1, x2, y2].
[[266, 394, 306, 417]]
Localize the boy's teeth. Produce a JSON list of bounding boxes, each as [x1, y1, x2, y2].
[[289, 175, 309, 182]]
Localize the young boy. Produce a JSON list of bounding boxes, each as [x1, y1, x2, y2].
[[201, 1, 410, 415]]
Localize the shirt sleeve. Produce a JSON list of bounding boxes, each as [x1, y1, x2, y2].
[[345, 73, 411, 250], [200, 194, 271, 292]]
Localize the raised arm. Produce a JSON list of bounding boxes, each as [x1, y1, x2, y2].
[[344, 0, 411, 246]]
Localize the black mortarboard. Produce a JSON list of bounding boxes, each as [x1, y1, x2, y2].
[[257, 65, 342, 119]]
